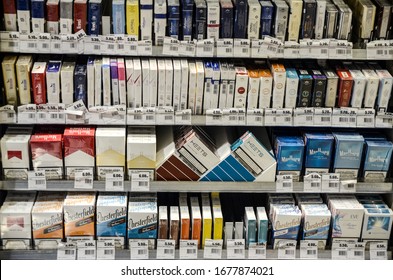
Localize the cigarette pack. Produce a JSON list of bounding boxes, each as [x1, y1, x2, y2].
[[245, 207, 256, 246], [16, 0, 31, 33], [286, 0, 303, 41], [210, 62, 220, 110], [324, 3, 338, 38], [246, 69, 259, 109], [212, 203, 223, 239], [372, 0, 392, 40], [296, 69, 313, 107], [167, 0, 180, 38], [139, 59, 149, 107], [181, 0, 193, 41], [96, 193, 127, 246], [190, 197, 202, 247], [64, 192, 96, 238], [207, 0, 220, 40], [95, 127, 126, 180], [311, 70, 327, 107], [154, 0, 167, 45], [354, 0, 376, 40], [188, 61, 197, 114], [128, 193, 158, 239], [362, 69, 379, 108], [304, 133, 334, 174], [46, 0, 59, 34], [335, 3, 352, 40], [15, 55, 33, 105], [110, 58, 120, 105], [284, 68, 299, 108], [275, 136, 305, 179], [30, 133, 63, 179], [60, 62, 75, 105], [102, 57, 111, 106], [112, 0, 125, 34], [348, 69, 366, 108], [301, 0, 316, 39], [126, 59, 134, 107], [179, 204, 190, 239], [74, 64, 87, 106], [333, 132, 364, 180], [94, 58, 102, 106], [376, 70, 393, 110], [126, 0, 139, 39], [180, 59, 189, 110], [149, 58, 158, 107], [101, 0, 111, 35], [1, 133, 31, 179], [259, 69, 273, 108], [219, 0, 233, 38], [270, 204, 301, 243], [233, 0, 248, 38], [59, 0, 73, 34], [140, 0, 153, 40], [87, 0, 101, 35], [260, 0, 274, 37], [3, 0, 17, 31], [301, 204, 331, 240], [2, 56, 18, 105], [201, 204, 212, 248], [323, 69, 338, 107], [74, 0, 87, 33], [31, 61, 47, 105], [218, 62, 228, 109], [256, 207, 268, 243], [170, 206, 180, 245], [361, 203, 393, 240], [226, 64, 236, 108], [233, 66, 248, 108], [271, 63, 286, 108], [247, 0, 261, 40], [31, 0, 45, 33], [86, 57, 95, 108], [46, 61, 61, 104], [194, 0, 207, 40], [157, 59, 166, 107], [173, 59, 182, 111], [363, 140, 393, 180], [272, 0, 289, 42], [337, 69, 353, 108], [195, 60, 205, 114], [165, 59, 174, 106], [64, 127, 95, 179], [158, 206, 168, 239]]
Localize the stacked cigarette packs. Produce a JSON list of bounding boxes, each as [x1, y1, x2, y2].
[[128, 193, 158, 239], [300, 204, 331, 241], [304, 133, 334, 175], [363, 139, 393, 181], [190, 196, 202, 247], [169, 206, 180, 245], [274, 136, 305, 180], [179, 193, 190, 240], [270, 204, 302, 247], [3, 0, 17, 31]]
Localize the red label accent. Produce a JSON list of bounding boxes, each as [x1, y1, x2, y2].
[[7, 150, 22, 160], [238, 87, 245, 94]]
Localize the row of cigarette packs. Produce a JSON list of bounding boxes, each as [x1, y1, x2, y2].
[[2, 125, 392, 182], [3, 55, 393, 112], [2, 0, 393, 43], [1, 191, 392, 249]]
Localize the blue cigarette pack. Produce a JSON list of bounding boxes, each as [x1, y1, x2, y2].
[[112, 0, 125, 34], [363, 140, 393, 180], [233, 0, 248, 38], [219, 0, 233, 38], [88, 0, 101, 35], [16, 0, 29, 10], [182, 0, 194, 41], [168, 0, 180, 38], [304, 133, 334, 174], [74, 64, 87, 106], [275, 136, 305, 179], [31, 0, 44, 18], [259, 0, 274, 37]]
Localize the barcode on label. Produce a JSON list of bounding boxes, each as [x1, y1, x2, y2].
[[70, 43, 75, 48], [255, 249, 265, 255], [339, 117, 348, 122], [7, 113, 15, 118], [130, 45, 137, 51], [138, 181, 148, 187], [85, 250, 95, 255], [182, 115, 190, 121], [134, 115, 142, 120], [307, 249, 316, 255], [164, 249, 174, 254], [113, 181, 123, 187], [85, 179, 92, 184], [364, 118, 372, 123], [377, 50, 383, 55], [383, 118, 392, 123], [213, 115, 221, 120], [329, 182, 339, 188], [211, 249, 220, 254], [336, 49, 345, 54], [377, 251, 386, 256], [28, 113, 35, 119], [118, 45, 124, 50], [277, 48, 284, 54], [187, 249, 196, 254], [306, 116, 313, 121], [311, 182, 320, 187], [9, 42, 17, 47], [138, 249, 147, 255], [108, 44, 115, 50], [242, 48, 248, 53], [234, 249, 243, 254], [35, 179, 46, 185], [50, 113, 58, 119], [354, 251, 363, 256], [238, 116, 245, 122], [226, 48, 232, 53], [285, 250, 295, 255], [267, 46, 276, 52], [255, 116, 262, 122], [186, 46, 194, 52], [94, 45, 100, 50], [338, 251, 347, 256], [38, 113, 46, 119], [283, 182, 292, 188], [28, 43, 36, 48], [42, 43, 49, 49], [229, 116, 237, 121], [321, 117, 330, 122], [321, 49, 328, 54], [349, 117, 356, 122], [59, 114, 64, 119], [54, 43, 61, 49], [146, 115, 154, 120], [165, 115, 173, 120], [284, 117, 291, 122], [203, 47, 213, 52], [170, 46, 178, 51], [65, 250, 74, 255], [347, 184, 355, 189], [104, 249, 113, 255]]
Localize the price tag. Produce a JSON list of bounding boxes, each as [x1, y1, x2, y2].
[[37, 33, 51, 52], [217, 39, 233, 57], [179, 240, 198, 259], [20, 34, 38, 52], [196, 39, 214, 57], [130, 240, 149, 259], [251, 40, 265, 58], [227, 239, 246, 259], [97, 240, 115, 260], [275, 109, 293, 126], [331, 241, 349, 260], [303, 173, 322, 192], [299, 40, 312, 57], [45, 104, 65, 123], [277, 240, 296, 259], [300, 240, 318, 259], [18, 104, 37, 123], [321, 174, 340, 192], [77, 241, 97, 260], [276, 175, 293, 192], [143, 107, 156, 124], [312, 39, 329, 59], [124, 36, 138, 55], [367, 40, 388, 59], [127, 108, 144, 124], [262, 36, 281, 57], [234, 39, 250, 58], [340, 180, 357, 193], [156, 240, 175, 259], [105, 172, 124, 191], [0, 31, 20, 52], [246, 109, 264, 126], [205, 109, 223, 125], [329, 40, 353, 59], [162, 37, 180, 56], [50, 34, 62, 53], [348, 242, 365, 260], [129, 240, 149, 259], [238, 108, 246, 124], [66, 100, 88, 124], [131, 172, 150, 191], [223, 108, 239, 125], [175, 109, 192, 125], [0, 105, 16, 123], [74, 170, 94, 189], [357, 108, 375, 127], [101, 35, 117, 54], [248, 243, 266, 259], [375, 111, 393, 128], [115, 35, 125, 54], [332, 108, 357, 127], [84, 36, 102, 54], [156, 107, 175, 124], [294, 108, 314, 126], [28, 171, 47, 190], [61, 34, 79, 53], [370, 242, 388, 260], [284, 41, 300, 58], [179, 40, 196, 57], [57, 242, 77, 260], [313, 108, 332, 126], [203, 239, 223, 259], [137, 40, 153, 55]]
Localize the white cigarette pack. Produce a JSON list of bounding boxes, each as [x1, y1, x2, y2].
[[133, 58, 142, 108], [127, 126, 156, 175], [234, 67, 249, 108], [226, 64, 236, 108], [1, 133, 31, 179], [46, 61, 61, 104], [271, 63, 286, 108], [323, 70, 338, 107], [87, 58, 95, 108], [154, 0, 167, 46], [188, 61, 197, 114], [218, 62, 229, 109], [94, 58, 102, 106], [15, 55, 33, 105], [203, 61, 214, 112], [165, 59, 174, 106], [211, 62, 221, 109], [285, 68, 299, 108], [140, 0, 153, 40], [362, 69, 379, 108], [102, 57, 111, 106], [286, 0, 303, 41], [349, 69, 366, 108], [195, 60, 205, 115], [17, 7, 31, 33], [141, 59, 150, 107], [207, 0, 220, 40], [248, 0, 261, 40], [118, 58, 127, 105], [157, 59, 166, 107], [59, 0, 72, 34], [2, 56, 17, 105], [180, 59, 189, 111], [61, 62, 75, 105], [314, 0, 326, 39], [173, 59, 182, 111], [376, 70, 393, 110], [110, 58, 119, 105], [126, 59, 134, 107], [149, 59, 158, 107]]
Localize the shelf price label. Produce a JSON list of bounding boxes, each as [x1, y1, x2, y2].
[[357, 108, 375, 127], [74, 170, 94, 189], [332, 108, 357, 127], [246, 109, 264, 126], [227, 239, 246, 259], [340, 180, 357, 193], [265, 109, 293, 126], [367, 40, 393, 60], [105, 172, 124, 191], [370, 242, 388, 260], [162, 37, 180, 56], [203, 239, 223, 259], [251, 40, 265, 58], [143, 107, 156, 124], [61, 34, 79, 54], [101, 35, 117, 54], [276, 175, 293, 192], [77, 241, 97, 260], [283, 41, 300, 58], [124, 36, 138, 55], [130, 240, 149, 260], [131, 172, 150, 191], [0, 105, 16, 123], [65, 100, 88, 124], [84, 36, 102, 54], [0, 31, 20, 52], [308, 39, 329, 59], [234, 39, 250, 58], [175, 109, 192, 125], [127, 108, 144, 124], [28, 171, 46, 190], [57, 242, 77, 260], [294, 108, 314, 126], [156, 106, 175, 124], [96, 240, 115, 260], [303, 173, 322, 192], [248, 243, 267, 259], [17, 104, 37, 124], [262, 36, 282, 57], [332, 241, 349, 260], [206, 109, 223, 125], [37, 33, 51, 52], [180, 240, 198, 259], [217, 39, 234, 57], [348, 242, 365, 260], [157, 240, 175, 259], [375, 111, 393, 128], [115, 35, 126, 54], [321, 174, 340, 193], [50, 34, 62, 52], [179, 40, 196, 57], [223, 108, 239, 125], [300, 240, 318, 259], [277, 240, 297, 259], [19, 33, 37, 52], [329, 40, 353, 59], [196, 39, 215, 57], [314, 108, 332, 126], [137, 40, 153, 55]]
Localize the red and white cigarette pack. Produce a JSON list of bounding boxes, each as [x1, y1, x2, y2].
[[31, 62, 47, 105]]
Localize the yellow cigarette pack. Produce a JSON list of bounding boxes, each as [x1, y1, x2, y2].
[[16, 55, 33, 105], [201, 206, 212, 248], [126, 0, 139, 38], [212, 205, 223, 239], [2, 55, 18, 105]]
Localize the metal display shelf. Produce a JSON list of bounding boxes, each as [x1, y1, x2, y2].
[[0, 180, 392, 193], [0, 249, 391, 260]]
